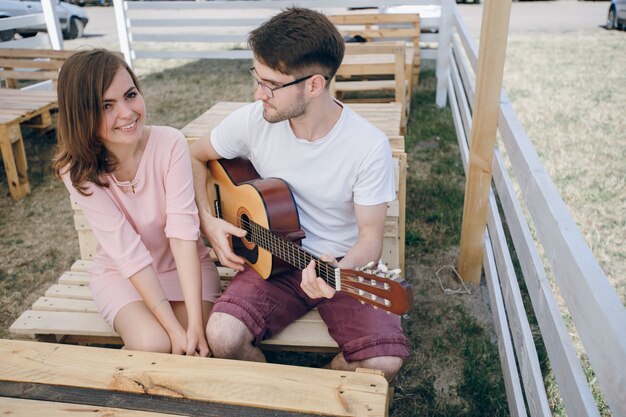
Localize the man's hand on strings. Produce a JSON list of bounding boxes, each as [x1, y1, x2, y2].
[[199, 209, 246, 271], [301, 255, 337, 299]]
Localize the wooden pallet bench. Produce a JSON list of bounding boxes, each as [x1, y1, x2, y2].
[[10, 258, 339, 351], [332, 42, 411, 133], [0, 339, 390, 417], [0, 48, 75, 89], [327, 12, 421, 89], [9, 100, 406, 356]]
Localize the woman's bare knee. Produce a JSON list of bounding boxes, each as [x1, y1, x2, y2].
[[124, 330, 171, 353], [115, 301, 172, 353]]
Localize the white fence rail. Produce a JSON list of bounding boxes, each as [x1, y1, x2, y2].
[[446, 5, 626, 417], [112, 2, 442, 69]]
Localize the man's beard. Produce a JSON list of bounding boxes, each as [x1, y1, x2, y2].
[[263, 91, 307, 123]]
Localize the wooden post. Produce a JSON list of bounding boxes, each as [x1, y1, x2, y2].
[[458, 0, 512, 284], [435, 0, 455, 108]]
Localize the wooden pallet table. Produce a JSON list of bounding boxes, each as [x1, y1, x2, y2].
[[181, 101, 403, 141], [0, 339, 390, 417], [0, 89, 57, 201]]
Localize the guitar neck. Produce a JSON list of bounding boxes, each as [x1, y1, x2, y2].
[[243, 218, 338, 284]]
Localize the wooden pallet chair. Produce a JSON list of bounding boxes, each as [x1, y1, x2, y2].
[[0, 48, 75, 90], [331, 42, 410, 133], [9, 197, 338, 351], [9, 146, 406, 348], [10, 121, 406, 352], [327, 12, 421, 90]]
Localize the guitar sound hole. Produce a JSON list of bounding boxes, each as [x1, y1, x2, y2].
[[239, 213, 255, 250]]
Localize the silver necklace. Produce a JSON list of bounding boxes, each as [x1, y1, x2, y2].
[[111, 146, 143, 194]]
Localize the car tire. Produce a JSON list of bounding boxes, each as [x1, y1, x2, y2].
[[0, 17, 15, 42], [607, 7, 617, 30], [0, 29, 15, 42], [17, 32, 37, 38], [64, 17, 85, 40]]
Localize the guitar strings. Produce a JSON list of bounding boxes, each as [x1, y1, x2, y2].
[[217, 213, 390, 303]]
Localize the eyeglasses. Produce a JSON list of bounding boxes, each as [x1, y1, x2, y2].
[[249, 67, 329, 98]]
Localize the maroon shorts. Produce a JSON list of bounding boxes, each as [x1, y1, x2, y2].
[[212, 266, 410, 362]]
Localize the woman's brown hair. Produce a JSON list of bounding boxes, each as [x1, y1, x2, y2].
[[52, 49, 141, 195]]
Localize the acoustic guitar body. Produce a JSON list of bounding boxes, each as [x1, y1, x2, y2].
[[207, 158, 304, 279]]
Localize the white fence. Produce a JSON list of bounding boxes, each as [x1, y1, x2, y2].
[[445, 4, 626, 417]]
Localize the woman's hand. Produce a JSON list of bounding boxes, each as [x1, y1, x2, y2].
[[301, 256, 337, 299], [168, 325, 189, 355], [185, 324, 210, 357], [199, 209, 247, 271]]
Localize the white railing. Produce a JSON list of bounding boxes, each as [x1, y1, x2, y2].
[[111, 1, 443, 77], [446, 4, 626, 417]]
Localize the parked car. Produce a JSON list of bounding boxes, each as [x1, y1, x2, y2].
[[64, 0, 110, 6], [608, 0, 626, 30], [0, 0, 88, 41]]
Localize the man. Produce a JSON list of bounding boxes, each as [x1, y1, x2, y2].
[[190, 7, 409, 381]]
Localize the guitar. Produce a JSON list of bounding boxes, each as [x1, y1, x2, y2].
[[207, 158, 413, 315]]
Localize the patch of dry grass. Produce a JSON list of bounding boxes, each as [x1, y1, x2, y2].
[[504, 30, 626, 301]]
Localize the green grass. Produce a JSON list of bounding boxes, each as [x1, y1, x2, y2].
[[389, 71, 508, 417]]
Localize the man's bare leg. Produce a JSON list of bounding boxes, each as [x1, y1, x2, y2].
[[206, 312, 266, 362]]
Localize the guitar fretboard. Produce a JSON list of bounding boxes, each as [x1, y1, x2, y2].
[[238, 217, 339, 286]]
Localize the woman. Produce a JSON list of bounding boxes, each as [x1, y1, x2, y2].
[[53, 49, 220, 355]]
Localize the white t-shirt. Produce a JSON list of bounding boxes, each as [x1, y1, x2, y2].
[[211, 100, 395, 258]]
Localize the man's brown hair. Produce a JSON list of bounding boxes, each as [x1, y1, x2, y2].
[[248, 7, 345, 81]]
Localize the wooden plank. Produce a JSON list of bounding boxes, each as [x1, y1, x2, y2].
[[0, 385, 325, 417], [33, 297, 97, 313], [497, 99, 612, 416], [491, 151, 600, 416], [0, 397, 182, 417], [486, 189, 551, 416], [10, 310, 116, 337], [0, 48, 74, 59], [482, 229, 528, 417], [10, 307, 339, 350], [0, 339, 386, 416], [181, 101, 403, 140], [45, 284, 92, 300], [458, 0, 512, 283]]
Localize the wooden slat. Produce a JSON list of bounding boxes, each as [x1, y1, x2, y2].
[[0, 48, 74, 59], [0, 397, 181, 417], [181, 101, 403, 139], [495, 103, 606, 416], [0, 339, 388, 417], [486, 190, 551, 416]]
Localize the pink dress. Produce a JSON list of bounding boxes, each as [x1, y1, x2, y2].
[[62, 126, 221, 327]]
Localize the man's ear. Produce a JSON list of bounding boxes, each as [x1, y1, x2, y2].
[[309, 74, 329, 97]]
